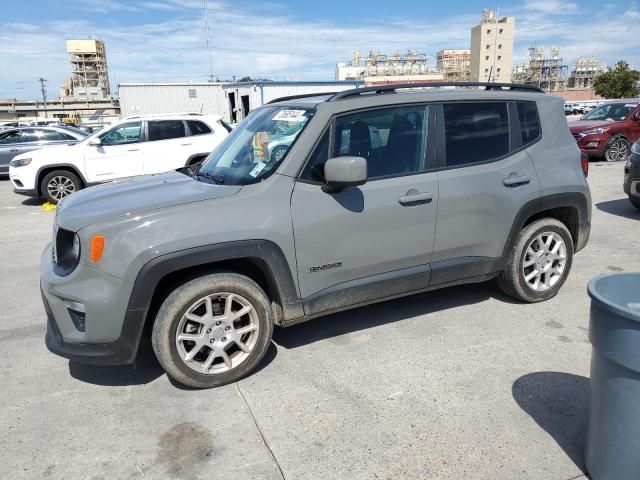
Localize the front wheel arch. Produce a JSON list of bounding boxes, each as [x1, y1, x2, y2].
[[36, 165, 86, 197]]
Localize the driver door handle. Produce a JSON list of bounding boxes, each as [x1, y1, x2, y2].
[[9, 148, 19, 152], [503, 175, 531, 187], [127, 148, 140, 152], [180, 142, 192, 146], [398, 191, 433, 205]]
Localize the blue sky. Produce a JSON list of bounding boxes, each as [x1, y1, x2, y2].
[[1, 0, 638, 100]]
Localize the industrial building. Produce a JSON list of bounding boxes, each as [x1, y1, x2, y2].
[[118, 81, 362, 122], [470, 9, 515, 82], [436, 49, 471, 81], [568, 57, 607, 89], [60, 39, 111, 100], [335, 50, 443, 84], [511, 46, 568, 91]]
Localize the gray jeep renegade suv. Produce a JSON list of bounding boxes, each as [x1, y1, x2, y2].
[[41, 83, 591, 388]]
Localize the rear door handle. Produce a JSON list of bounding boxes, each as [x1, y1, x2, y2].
[[180, 143, 192, 146], [398, 191, 433, 205], [503, 175, 531, 187], [127, 148, 140, 152]]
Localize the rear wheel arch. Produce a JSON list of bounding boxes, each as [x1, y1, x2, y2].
[[502, 193, 588, 261]]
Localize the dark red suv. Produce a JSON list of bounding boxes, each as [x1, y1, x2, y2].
[[569, 100, 640, 161]]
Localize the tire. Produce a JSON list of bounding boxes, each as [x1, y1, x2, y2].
[[629, 196, 640, 210], [152, 273, 273, 388], [497, 218, 574, 303], [271, 145, 288, 162], [604, 137, 630, 162], [40, 169, 82, 204]]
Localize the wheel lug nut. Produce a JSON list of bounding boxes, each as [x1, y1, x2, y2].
[[216, 321, 221, 326], [210, 338, 215, 343], [225, 326, 230, 331], [206, 328, 212, 333], [221, 337, 227, 342]]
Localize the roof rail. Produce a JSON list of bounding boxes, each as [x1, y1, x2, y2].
[[266, 92, 339, 105], [328, 82, 545, 101], [123, 112, 205, 120]]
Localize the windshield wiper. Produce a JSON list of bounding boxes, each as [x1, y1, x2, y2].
[[194, 171, 225, 184]]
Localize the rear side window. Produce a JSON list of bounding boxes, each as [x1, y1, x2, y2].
[[147, 120, 186, 141], [187, 120, 212, 136], [516, 102, 541, 147], [21, 129, 63, 142], [443, 102, 509, 167]]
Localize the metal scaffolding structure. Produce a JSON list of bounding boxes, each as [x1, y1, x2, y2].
[[568, 57, 607, 89], [512, 46, 568, 92], [66, 39, 111, 99], [350, 50, 430, 77], [436, 49, 471, 81]]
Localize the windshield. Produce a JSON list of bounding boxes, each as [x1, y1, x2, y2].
[[198, 106, 314, 185], [582, 102, 637, 121]]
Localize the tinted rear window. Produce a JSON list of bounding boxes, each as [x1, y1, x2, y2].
[[443, 102, 510, 167], [516, 102, 541, 147], [148, 120, 186, 141]]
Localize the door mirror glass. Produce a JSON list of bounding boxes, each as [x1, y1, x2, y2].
[[634, 111, 640, 122], [88, 137, 102, 147], [323, 156, 367, 193]]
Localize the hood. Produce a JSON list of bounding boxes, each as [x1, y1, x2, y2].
[[14, 142, 81, 161], [56, 171, 242, 231], [569, 119, 620, 133]]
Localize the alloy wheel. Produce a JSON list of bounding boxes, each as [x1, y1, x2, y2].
[[175, 292, 259, 375], [522, 231, 567, 292], [47, 176, 75, 201], [607, 139, 629, 162]]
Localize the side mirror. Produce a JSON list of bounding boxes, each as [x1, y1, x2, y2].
[[322, 156, 367, 193], [88, 137, 102, 147], [634, 111, 640, 122]]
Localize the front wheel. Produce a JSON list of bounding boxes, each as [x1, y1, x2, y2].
[[152, 273, 273, 388], [605, 137, 630, 162], [497, 218, 574, 303], [40, 169, 82, 203]]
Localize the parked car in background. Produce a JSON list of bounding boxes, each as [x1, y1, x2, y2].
[[9, 113, 229, 203], [41, 83, 591, 388], [569, 100, 640, 162], [0, 126, 87, 176], [624, 140, 640, 209]]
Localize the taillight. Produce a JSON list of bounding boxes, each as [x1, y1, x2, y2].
[[581, 152, 589, 177]]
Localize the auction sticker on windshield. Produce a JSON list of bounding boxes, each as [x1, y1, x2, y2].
[[249, 162, 267, 178], [272, 110, 307, 122]]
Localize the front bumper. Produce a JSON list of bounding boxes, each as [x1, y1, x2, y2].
[[574, 133, 609, 158], [41, 244, 142, 365]]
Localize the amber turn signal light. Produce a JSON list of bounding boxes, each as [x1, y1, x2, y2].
[[90, 235, 105, 263]]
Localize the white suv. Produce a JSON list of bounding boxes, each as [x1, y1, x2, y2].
[[9, 113, 229, 203]]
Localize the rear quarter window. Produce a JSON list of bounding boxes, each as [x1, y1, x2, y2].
[[187, 120, 212, 136], [516, 102, 541, 147]]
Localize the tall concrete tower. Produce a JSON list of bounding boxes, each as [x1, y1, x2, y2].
[[65, 39, 111, 99], [470, 10, 515, 83]]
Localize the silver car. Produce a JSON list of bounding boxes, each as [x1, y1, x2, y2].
[[0, 126, 87, 176]]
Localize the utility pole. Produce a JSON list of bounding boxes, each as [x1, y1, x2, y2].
[[38, 77, 48, 118], [204, 0, 214, 82]]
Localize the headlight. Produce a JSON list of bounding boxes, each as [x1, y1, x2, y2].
[[52, 228, 81, 277], [632, 141, 640, 155], [581, 128, 608, 136], [9, 158, 32, 167]]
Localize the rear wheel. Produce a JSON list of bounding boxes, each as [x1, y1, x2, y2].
[[40, 170, 82, 204], [152, 273, 273, 388], [629, 196, 640, 210], [605, 137, 630, 162], [497, 218, 574, 303]]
